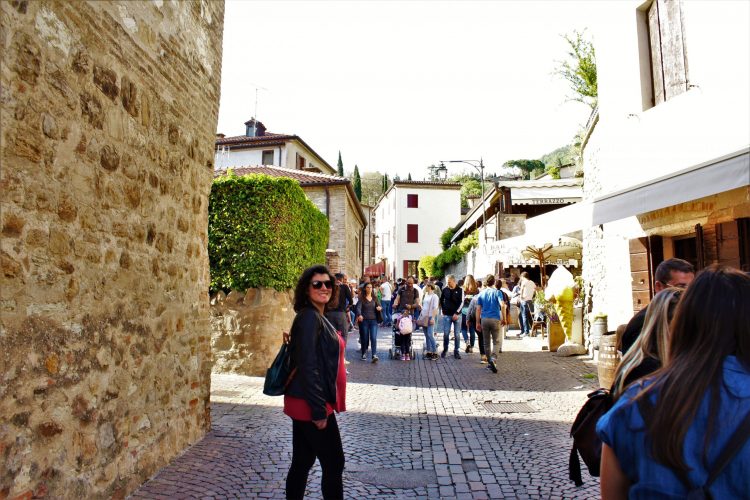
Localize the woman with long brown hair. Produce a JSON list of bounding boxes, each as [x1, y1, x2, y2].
[[610, 287, 683, 399], [284, 265, 346, 500], [597, 265, 750, 498], [461, 274, 479, 353]]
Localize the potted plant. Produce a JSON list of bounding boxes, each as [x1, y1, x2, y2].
[[534, 290, 565, 352]]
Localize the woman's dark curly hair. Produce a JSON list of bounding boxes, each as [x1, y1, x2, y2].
[[293, 265, 339, 313]]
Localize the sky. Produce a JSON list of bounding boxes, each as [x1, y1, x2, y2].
[[217, 1, 602, 178]]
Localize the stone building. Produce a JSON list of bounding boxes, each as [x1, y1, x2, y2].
[[214, 166, 367, 278], [214, 119, 336, 174], [579, 0, 750, 329], [0, 1, 224, 498]]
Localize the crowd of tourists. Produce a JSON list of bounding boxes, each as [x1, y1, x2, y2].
[[278, 259, 749, 499], [313, 271, 545, 368]]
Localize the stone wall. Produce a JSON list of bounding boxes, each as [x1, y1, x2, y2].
[[0, 1, 224, 498], [210, 289, 295, 377]]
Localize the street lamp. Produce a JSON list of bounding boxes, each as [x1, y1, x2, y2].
[[439, 159, 487, 243]]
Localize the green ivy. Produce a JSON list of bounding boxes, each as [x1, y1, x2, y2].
[[418, 255, 438, 279], [208, 172, 329, 292], [433, 231, 478, 273]]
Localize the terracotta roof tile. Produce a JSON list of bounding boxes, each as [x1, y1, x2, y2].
[[214, 165, 347, 184]]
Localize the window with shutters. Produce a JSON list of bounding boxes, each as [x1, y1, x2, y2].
[[296, 153, 306, 170], [262, 150, 274, 165], [639, 0, 689, 109], [406, 224, 418, 243], [407, 194, 418, 208]]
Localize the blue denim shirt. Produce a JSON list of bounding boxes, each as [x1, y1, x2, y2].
[[596, 356, 750, 499]]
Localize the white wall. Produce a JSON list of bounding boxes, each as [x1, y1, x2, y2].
[[214, 147, 280, 170], [588, 0, 750, 199]]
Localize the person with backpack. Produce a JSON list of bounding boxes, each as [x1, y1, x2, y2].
[[597, 265, 750, 499], [392, 277, 421, 360]]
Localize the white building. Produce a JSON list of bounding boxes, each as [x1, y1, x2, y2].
[[215, 119, 336, 175], [374, 180, 462, 280], [579, 0, 750, 329]]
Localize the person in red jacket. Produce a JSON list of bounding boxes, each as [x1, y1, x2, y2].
[[284, 265, 346, 500]]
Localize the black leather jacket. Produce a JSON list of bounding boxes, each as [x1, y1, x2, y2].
[[285, 307, 340, 420]]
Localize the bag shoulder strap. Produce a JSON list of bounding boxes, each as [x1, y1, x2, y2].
[[638, 396, 750, 491], [705, 409, 750, 487]]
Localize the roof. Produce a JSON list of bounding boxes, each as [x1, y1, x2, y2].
[[215, 132, 335, 174], [495, 178, 583, 189], [214, 165, 367, 226]]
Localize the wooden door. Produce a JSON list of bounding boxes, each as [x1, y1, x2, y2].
[[717, 220, 741, 269], [628, 235, 663, 314]]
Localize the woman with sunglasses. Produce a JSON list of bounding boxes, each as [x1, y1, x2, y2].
[[284, 265, 346, 500]]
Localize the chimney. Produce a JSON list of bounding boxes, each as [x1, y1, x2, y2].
[[244, 118, 266, 137]]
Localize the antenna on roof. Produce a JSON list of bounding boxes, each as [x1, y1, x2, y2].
[[248, 82, 268, 136]]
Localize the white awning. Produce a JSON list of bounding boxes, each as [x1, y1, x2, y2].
[[590, 149, 749, 226]]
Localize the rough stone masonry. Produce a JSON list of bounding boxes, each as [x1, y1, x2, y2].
[[0, 1, 224, 498]]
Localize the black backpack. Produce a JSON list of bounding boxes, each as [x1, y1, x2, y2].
[[569, 388, 613, 486], [637, 397, 750, 499]]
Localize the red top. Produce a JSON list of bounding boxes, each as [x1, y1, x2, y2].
[[284, 332, 347, 421]]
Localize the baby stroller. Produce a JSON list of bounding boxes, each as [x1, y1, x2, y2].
[[388, 311, 416, 360]]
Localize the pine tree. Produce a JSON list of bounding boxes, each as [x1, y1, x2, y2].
[[353, 165, 362, 201], [407, 173, 412, 181], [337, 151, 344, 177]]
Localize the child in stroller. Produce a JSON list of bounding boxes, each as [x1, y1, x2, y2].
[[389, 309, 415, 360]]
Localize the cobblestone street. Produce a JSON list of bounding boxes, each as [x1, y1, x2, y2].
[[131, 326, 602, 499]]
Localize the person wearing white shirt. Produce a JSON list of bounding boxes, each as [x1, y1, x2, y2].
[[420, 284, 440, 359], [380, 280, 393, 326], [518, 272, 537, 336]]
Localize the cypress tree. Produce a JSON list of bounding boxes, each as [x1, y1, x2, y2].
[[407, 173, 412, 181], [353, 165, 362, 201], [337, 151, 344, 177]]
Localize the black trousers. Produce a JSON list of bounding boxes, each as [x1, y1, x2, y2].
[[286, 414, 344, 500]]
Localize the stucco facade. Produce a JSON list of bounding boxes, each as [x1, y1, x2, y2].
[[374, 181, 462, 280], [581, 0, 750, 328]]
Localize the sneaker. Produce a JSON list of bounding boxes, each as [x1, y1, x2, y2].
[[404, 354, 410, 361], [441, 350, 447, 359], [372, 355, 379, 363], [454, 352, 461, 360], [488, 359, 498, 373], [480, 355, 488, 364], [465, 345, 471, 353], [344, 359, 351, 365], [361, 353, 366, 361]]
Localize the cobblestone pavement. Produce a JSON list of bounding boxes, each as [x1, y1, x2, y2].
[[131, 325, 602, 499]]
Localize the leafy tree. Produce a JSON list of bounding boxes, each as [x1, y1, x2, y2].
[[353, 164, 362, 201], [337, 151, 344, 177], [555, 29, 598, 109], [360, 171, 385, 205], [503, 159, 546, 180], [460, 178, 483, 208]]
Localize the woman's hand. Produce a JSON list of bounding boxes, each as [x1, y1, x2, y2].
[[282, 331, 290, 344], [357, 315, 363, 323], [376, 306, 382, 311], [313, 418, 327, 430]]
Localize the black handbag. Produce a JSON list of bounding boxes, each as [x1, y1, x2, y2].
[[263, 342, 296, 396], [375, 297, 384, 323]]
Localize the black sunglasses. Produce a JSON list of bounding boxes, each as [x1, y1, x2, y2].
[[311, 280, 333, 290]]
